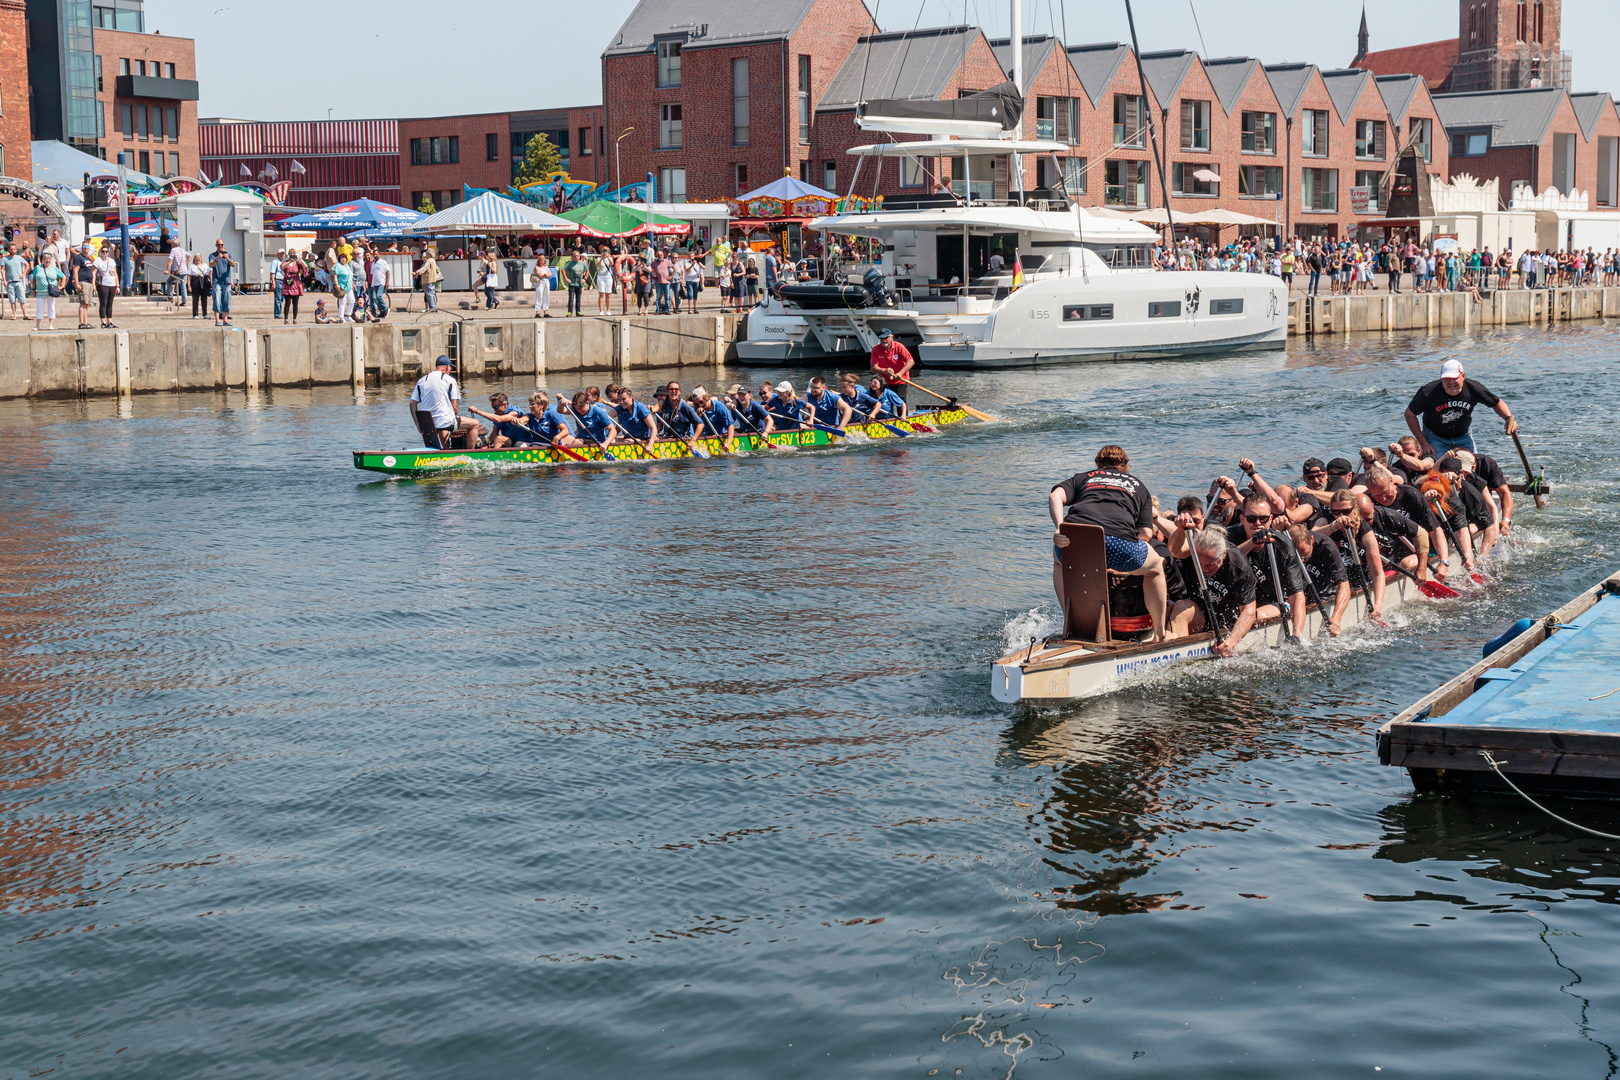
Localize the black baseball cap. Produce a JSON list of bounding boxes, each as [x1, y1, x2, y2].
[[1302, 457, 1326, 473], [1325, 457, 1354, 476], [1437, 456, 1462, 474]]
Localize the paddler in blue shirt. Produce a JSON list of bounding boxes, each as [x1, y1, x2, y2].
[[521, 390, 582, 447], [609, 384, 659, 445], [727, 384, 775, 437], [656, 380, 706, 454], [805, 375, 854, 431], [769, 381, 811, 431], [569, 391, 617, 448], [468, 392, 535, 448], [690, 386, 737, 450], [865, 375, 908, 419], [838, 372, 883, 420]]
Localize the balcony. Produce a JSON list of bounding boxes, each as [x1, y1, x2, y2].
[[114, 74, 199, 101]]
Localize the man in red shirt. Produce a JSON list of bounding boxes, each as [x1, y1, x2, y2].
[[869, 328, 914, 404]]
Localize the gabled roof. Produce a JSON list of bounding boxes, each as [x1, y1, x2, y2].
[[1569, 93, 1613, 141], [1066, 43, 1130, 107], [1320, 68, 1374, 123], [819, 26, 978, 110], [1204, 57, 1262, 115], [604, 0, 818, 55], [1432, 87, 1567, 148], [1375, 74, 1424, 128], [1263, 62, 1318, 117], [1350, 39, 1459, 93], [988, 34, 1059, 87], [1138, 50, 1200, 108]]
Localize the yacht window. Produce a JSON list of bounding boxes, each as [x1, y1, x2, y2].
[[1062, 304, 1113, 321], [1210, 299, 1244, 315], [1019, 254, 1045, 271], [1148, 301, 1181, 318]]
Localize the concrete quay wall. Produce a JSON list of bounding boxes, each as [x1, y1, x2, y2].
[[0, 314, 746, 399], [1286, 286, 1620, 336]]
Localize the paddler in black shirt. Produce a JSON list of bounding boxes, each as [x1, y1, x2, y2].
[[1405, 358, 1517, 458], [1050, 444, 1171, 642], [1287, 522, 1351, 636], [1313, 490, 1387, 620], [1436, 455, 1500, 556], [1224, 493, 1309, 637], [1453, 448, 1514, 536], [1167, 524, 1259, 657], [1363, 464, 1449, 581]]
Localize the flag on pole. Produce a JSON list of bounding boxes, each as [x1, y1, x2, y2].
[[197, 168, 209, 185], [290, 160, 306, 176], [1011, 256, 1025, 290], [240, 163, 252, 178], [261, 162, 280, 181]]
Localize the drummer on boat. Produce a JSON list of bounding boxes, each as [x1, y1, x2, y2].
[[1050, 445, 1171, 643]]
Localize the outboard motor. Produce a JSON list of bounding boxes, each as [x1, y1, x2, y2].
[[862, 266, 889, 307]]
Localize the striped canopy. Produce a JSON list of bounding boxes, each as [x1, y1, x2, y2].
[[406, 191, 577, 235]]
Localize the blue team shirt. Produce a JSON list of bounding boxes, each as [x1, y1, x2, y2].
[[497, 410, 538, 444], [732, 400, 770, 433], [528, 407, 572, 443], [807, 390, 845, 427], [870, 388, 905, 417], [577, 402, 614, 444], [615, 400, 654, 440], [841, 386, 881, 417], [698, 399, 734, 435], [771, 396, 809, 431], [660, 400, 703, 439]]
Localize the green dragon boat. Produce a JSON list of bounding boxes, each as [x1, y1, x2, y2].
[[352, 408, 970, 476]]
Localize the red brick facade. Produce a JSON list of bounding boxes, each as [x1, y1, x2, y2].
[[96, 28, 199, 180], [0, 0, 29, 181]]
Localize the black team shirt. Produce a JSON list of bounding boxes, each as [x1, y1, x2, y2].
[[1408, 378, 1501, 439], [1203, 548, 1258, 626], [1299, 538, 1349, 596], [1052, 468, 1154, 542]]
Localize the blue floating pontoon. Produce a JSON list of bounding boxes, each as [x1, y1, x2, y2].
[[1380, 575, 1620, 793]]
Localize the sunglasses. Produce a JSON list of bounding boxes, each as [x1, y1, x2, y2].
[[1243, 514, 1270, 524]]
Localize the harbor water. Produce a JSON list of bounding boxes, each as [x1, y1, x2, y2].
[[3, 322, 1618, 1078]]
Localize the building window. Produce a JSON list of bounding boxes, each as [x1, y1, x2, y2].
[[486, 133, 499, 161], [798, 56, 811, 144], [1113, 95, 1144, 147], [1355, 118, 1386, 159], [659, 166, 686, 203], [152, 105, 164, 141], [1241, 111, 1276, 154], [137, 105, 147, 140], [1148, 301, 1181, 318], [824, 160, 836, 191], [1104, 160, 1147, 206], [1180, 100, 1210, 151], [900, 154, 929, 188], [97, 101, 105, 138], [94, 53, 102, 92], [735, 163, 748, 193], [1064, 156, 1087, 194], [165, 63, 176, 79], [578, 127, 591, 155], [1354, 169, 1384, 211], [800, 160, 810, 183], [1171, 162, 1218, 196], [1534, 0, 1543, 43], [656, 41, 682, 88], [166, 108, 178, 143], [135, 59, 146, 77], [1302, 167, 1338, 211], [1450, 130, 1489, 156], [121, 104, 132, 139], [1517, 0, 1527, 41], [169, 152, 180, 177], [411, 137, 458, 165], [733, 59, 749, 146], [1238, 164, 1283, 197], [1035, 97, 1056, 141], [1067, 98, 1080, 145], [1412, 118, 1432, 163], [118, 57, 129, 76], [659, 104, 682, 149], [138, 150, 149, 174]]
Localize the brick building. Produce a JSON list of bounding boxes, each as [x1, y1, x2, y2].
[[398, 105, 607, 213], [0, 0, 30, 179], [1435, 87, 1620, 208], [601, 0, 876, 203], [199, 119, 400, 208], [96, 27, 198, 178], [1353, 0, 1571, 94]]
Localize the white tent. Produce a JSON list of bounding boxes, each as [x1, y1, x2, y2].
[[406, 191, 575, 235]]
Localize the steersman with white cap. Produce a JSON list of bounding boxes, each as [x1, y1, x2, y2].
[[1404, 358, 1517, 459]]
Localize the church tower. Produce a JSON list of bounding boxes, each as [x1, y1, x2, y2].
[[1354, 4, 1369, 64], [1453, 0, 1568, 92]]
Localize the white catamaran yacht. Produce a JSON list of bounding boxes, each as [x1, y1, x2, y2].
[[737, 68, 1288, 369]]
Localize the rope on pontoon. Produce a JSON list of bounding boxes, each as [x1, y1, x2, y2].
[[1479, 751, 1620, 842]]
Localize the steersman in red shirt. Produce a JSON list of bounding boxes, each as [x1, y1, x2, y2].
[[869, 328, 915, 404]]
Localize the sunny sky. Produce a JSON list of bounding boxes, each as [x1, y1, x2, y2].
[[157, 0, 1619, 121]]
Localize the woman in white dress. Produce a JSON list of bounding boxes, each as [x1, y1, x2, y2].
[[594, 251, 615, 314], [532, 252, 551, 318]]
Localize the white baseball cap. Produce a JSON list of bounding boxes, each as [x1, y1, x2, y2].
[[1440, 359, 1464, 378], [775, 381, 794, 393]]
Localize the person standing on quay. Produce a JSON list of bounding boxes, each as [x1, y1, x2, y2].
[[167, 240, 189, 309], [32, 250, 64, 330], [563, 250, 586, 316], [94, 243, 119, 328], [269, 250, 284, 320], [333, 255, 356, 323], [281, 252, 305, 325], [531, 251, 551, 318], [369, 255, 391, 321], [210, 240, 236, 327], [1, 243, 26, 320], [414, 248, 441, 312], [69, 242, 95, 330]]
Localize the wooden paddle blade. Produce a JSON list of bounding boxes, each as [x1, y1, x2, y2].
[[960, 403, 998, 422]]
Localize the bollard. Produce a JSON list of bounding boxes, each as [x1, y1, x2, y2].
[[114, 331, 131, 397]]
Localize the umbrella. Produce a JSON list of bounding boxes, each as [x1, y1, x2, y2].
[[561, 202, 690, 238], [405, 191, 577, 235], [735, 174, 837, 202], [90, 216, 177, 241], [274, 198, 425, 233]]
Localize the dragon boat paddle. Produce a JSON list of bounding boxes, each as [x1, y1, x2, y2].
[[1426, 493, 1486, 586], [1289, 541, 1335, 636], [727, 402, 790, 452], [768, 410, 847, 438], [1183, 530, 1227, 648], [1510, 430, 1550, 509], [605, 414, 659, 461], [1394, 535, 1464, 599], [901, 378, 997, 423], [656, 407, 711, 459], [500, 413, 590, 464], [1261, 534, 1298, 642], [1335, 521, 1389, 627], [565, 407, 625, 463]]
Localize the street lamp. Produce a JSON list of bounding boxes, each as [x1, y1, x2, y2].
[[615, 127, 635, 198]]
